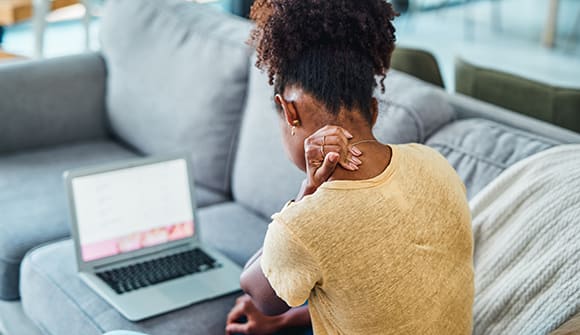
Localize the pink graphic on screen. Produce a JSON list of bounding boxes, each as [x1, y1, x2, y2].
[[81, 220, 194, 261]]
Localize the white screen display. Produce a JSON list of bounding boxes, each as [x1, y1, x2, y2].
[[72, 159, 194, 261]]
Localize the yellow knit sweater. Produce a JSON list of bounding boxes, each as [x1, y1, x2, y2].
[[261, 143, 474, 335]]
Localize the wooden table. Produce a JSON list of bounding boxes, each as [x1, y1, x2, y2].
[[542, 0, 560, 48]]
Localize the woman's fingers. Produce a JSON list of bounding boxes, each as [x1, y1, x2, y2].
[[304, 125, 363, 174], [318, 145, 359, 171], [309, 134, 349, 148], [313, 152, 340, 184], [308, 143, 355, 169], [225, 322, 250, 335], [350, 155, 362, 165], [226, 299, 247, 324]]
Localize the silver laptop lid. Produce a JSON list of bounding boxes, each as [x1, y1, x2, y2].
[[64, 155, 199, 272]]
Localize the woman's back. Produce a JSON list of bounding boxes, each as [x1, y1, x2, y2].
[[261, 144, 474, 335]]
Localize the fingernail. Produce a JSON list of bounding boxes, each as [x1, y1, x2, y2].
[[329, 154, 338, 162], [344, 130, 354, 138], [351, 157, 362, 165], [350, 163, 359, 170], [351, 146, 362, 155]]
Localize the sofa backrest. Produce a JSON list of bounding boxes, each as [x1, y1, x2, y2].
[[100, 0, 252, 195], [233, 64, 455, 219], [231, 62, 306, 220]]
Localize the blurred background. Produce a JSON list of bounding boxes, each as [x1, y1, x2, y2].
[[0, 0, 579, 91]]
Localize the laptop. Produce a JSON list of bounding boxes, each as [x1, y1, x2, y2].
[[64, 155, 242, 321]]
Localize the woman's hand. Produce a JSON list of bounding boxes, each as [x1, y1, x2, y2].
[[226, 294, 285, 335], [297, 126, 362, 201]]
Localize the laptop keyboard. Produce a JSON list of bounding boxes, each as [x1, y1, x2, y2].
[[96, 248, 220, 295]]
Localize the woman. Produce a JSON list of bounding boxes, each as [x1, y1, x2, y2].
[[226, 0, 474, 334]]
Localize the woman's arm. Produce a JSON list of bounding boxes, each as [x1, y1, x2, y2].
[[240, 254, 291, 316], [280, 305, 311, 327], [239, 126, 361, 318], [240, 126, 361, 314]]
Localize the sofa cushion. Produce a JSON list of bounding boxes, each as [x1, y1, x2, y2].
[[0, 53, 108, 155], [0, 141, 229, 301], [233, 66, 455, 219], [231, 64, 306, 220], [20, 240, 240, 335], [374, 70, 455, 144], [100, 0, 253, 195], [426, 118, 559, 199], [20, 203, 267, 334], [197, 202, 269, 266], [0, 141, 138, 300]]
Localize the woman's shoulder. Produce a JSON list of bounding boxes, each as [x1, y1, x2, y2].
[[394, 143, 466, 196], [271, 189, 344, 231], [394, 143, 441, 158], [394, 143, 452, 171]]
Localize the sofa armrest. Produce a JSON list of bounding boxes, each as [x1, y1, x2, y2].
[[447, 92, 580, 144], [0, 52, 109, 154]]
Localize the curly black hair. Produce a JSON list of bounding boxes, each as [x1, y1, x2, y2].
[[249, 0, 397, 123]]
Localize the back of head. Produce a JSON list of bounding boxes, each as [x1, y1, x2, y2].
[[249, 0, 397, 123]]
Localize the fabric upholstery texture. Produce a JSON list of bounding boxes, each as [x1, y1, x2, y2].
[[100, 0, 253, 194], [447, 93, 580, 144], [374, 70, 455, 144], [232, 63, 306, 220], [455, 58, 580, 133], [20, 240, 241, 335], [20, 202, 268, 335], [426, 118, 558, 199], [197, 202, 269, 266], [0, 141, 138, 300], [0, 53, 108, 154]]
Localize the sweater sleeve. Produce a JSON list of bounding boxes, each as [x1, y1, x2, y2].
[[260, 220, 321, 307]]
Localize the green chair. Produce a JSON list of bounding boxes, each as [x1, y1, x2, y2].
[[391, 47, 445, 88], [455, 58, 580, 133]]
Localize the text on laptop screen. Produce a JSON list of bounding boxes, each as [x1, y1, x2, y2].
[[72, 159, 195, 262]]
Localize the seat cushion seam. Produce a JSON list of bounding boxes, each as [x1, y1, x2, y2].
[[428, 142, 509, 169]]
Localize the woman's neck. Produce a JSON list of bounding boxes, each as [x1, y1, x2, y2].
[[317, 110, 392, 182], [329, 139, 392, 182]]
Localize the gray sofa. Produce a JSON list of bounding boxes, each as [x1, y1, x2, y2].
[[1, 0, 580, 334]]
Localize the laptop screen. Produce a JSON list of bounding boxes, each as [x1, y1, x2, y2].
[[71, 159, 195, 262]]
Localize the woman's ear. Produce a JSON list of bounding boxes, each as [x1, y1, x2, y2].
[[371, 98, 379, 127], [275, 94, 300, 126]]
